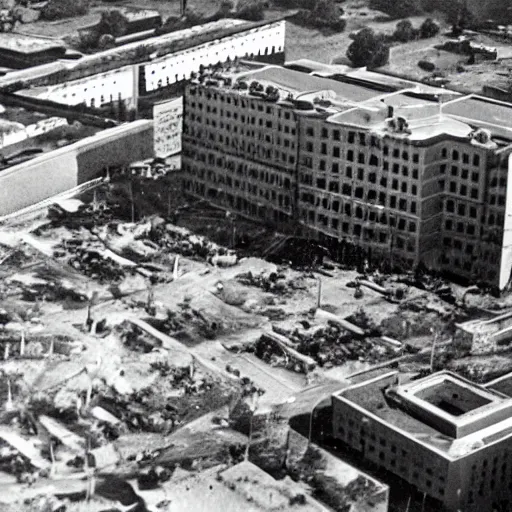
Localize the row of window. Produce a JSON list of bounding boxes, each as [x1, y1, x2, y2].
[[299, 196, 417, 232], [441, 147, 481, 166], [439, 164, 480, 182], [193, 89, 292, 120], [300, 180, 418, 215], [339, 419, 446, 498]]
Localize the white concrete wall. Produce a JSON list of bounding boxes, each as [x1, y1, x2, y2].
[[143, 21, 285, 93], [0, 146, 79, 216], [22, 66, 136, 108], [499, 153, 512, 290], [0, 117, 68, 149]]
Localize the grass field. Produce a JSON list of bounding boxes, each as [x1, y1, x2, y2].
[[284, 6, 447, 64]]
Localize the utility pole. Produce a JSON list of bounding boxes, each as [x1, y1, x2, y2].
[[430, 328, 438, 373], [167, 185, 172, 219], [129, 178, 135, 223], [316, 277, 322, 309]]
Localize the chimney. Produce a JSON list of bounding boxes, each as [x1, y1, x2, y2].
[[387, 105, 394, 119]]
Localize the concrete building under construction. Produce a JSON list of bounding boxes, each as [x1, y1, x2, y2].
[[332, 370, 512, 512], [181, 63, 512, 290]]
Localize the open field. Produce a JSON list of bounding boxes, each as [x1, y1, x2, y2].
[[285, 5, 448, 64]]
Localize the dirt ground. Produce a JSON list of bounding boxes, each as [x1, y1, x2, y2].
[[380, 32, 512, 93], [2, 171, 512, 510]]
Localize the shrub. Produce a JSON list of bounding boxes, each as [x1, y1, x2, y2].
[[419, 17, 439, 38], [393, 19, 416, 42], [346, 28, 390, 68], [291, 0, 346, 31], [236, 0, 265, 21], [418, 59, 435, 71], [41, 0, 88, 20], [370, 0, 420, 19], [96, 10, 129, 38], [97, 33, 115, 49]]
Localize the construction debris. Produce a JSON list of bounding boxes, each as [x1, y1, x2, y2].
[[253, 322, 399, 368]]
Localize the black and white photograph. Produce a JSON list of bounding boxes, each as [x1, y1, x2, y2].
[[0, 0, 511, 510]]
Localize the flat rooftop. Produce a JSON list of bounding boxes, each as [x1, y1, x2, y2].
[[239, 66, 385, 103], [241, 62, 512, 142], [336, 371, 512, 459], [0, 18, 273, 91], [0, 34, 65, 54], [443, 95, 512, 139], [285, 59, 459, 97], [206, 64, 512, 143], [157, 461, 329, 512], [486, 371, 512, 398]]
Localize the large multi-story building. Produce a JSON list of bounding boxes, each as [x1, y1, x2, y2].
[[181, 63, 512, 290], [332, 370, 512, 512]]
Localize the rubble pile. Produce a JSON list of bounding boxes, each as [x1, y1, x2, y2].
[[118, 321, 163, 353], [65, 246, 126, 283], [252, 323, 397, 368], [7, 272, 89, 305], [148, 219, 237, 264], [47, 202, 116, 230], [92, 368, 226, 435], [236, 270, 308, 296]]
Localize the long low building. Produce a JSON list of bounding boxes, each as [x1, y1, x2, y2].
[[181, 62, 512, 290], [6, 19, 285, 112], [0, 119, 153, 216]]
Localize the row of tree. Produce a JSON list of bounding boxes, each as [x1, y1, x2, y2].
[[370, 0, 474, 26], [346, 18, 440, 69], [292, 0, 346, 32]]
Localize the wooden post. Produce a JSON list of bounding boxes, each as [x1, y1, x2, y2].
[[130, 179, 135, 223], [430, 329, 438, 373], [5, 380, 13, 411]]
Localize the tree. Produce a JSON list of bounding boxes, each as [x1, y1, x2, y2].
[[445, 0, 475, 33], [96, 10, 129, 38], [393, 19, 416, 42], [346, 28, 390, 69], [370, 0, 420, 19], [312, 0, 341, 20], [236, 0, 265, 21], [419, 17, 440, 38], [41, 0, 89, 20]]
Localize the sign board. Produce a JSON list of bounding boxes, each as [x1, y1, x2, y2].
[[153, 97, 183, 158]]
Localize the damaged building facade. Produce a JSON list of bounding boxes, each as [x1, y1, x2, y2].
[[332, 370, 512, 512], [181, 65, 512, 290]]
